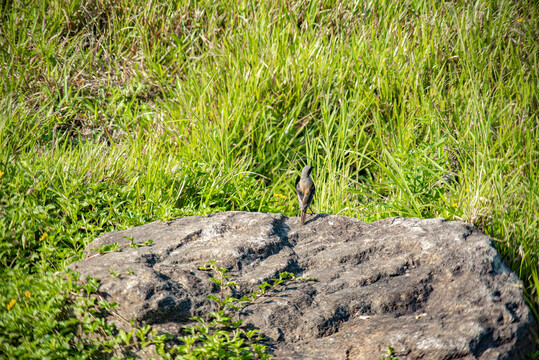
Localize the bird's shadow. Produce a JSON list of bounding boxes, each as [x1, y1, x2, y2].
[[305, 213, 329, 225]]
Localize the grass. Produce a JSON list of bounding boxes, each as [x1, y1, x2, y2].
[[1, 0, 538, 358]]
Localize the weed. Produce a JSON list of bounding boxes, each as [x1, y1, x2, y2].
[[380, 345, 398, 360]]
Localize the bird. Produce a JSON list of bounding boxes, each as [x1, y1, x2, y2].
[[296, 165, 315, 226]]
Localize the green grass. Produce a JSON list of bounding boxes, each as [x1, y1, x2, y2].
[[1, 0, 538, 358]]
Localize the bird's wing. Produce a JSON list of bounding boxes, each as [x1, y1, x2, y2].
[[296, 176, 303, 206], [302, 184, 315, 209]]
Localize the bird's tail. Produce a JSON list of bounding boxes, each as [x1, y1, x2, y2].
[[300, 209, 306, 226]]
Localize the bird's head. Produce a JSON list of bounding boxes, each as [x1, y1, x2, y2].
[[301, 165, 313, 177]]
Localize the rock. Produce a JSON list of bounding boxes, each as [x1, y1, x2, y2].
[[69, 212, 537, 359]]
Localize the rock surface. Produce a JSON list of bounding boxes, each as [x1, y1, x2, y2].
[[69, 212, 537, 359]]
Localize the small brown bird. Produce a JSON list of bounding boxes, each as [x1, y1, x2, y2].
[[296, 165, 315, 226]]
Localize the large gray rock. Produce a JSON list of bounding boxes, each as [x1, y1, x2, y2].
[[69, 212, 537, 359]]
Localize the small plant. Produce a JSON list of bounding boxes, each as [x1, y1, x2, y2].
[[80, 275, 100, 295], [143, 239, 154, 246], [88, 238, 154, 260], [126, 235, 141, 248], [90, 242, 122, 254], [108, 269, 120, 277], [125, 236, 153, 248], [380, 345, 398, 360]]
